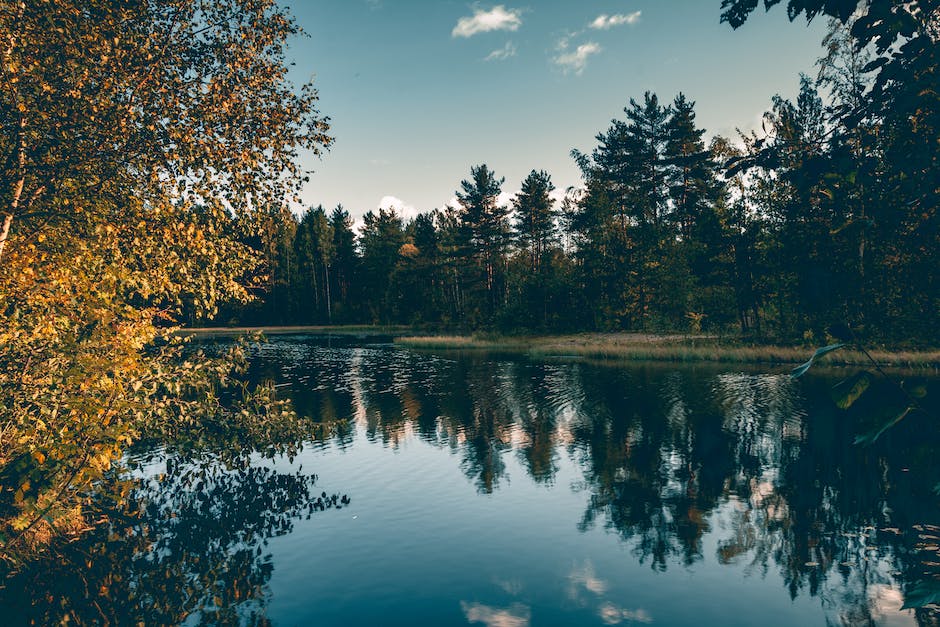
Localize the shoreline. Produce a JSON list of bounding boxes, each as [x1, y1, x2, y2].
[[177, 325, 411, 337], [393, 333, 940, 370], [175, 327, 940, 370]]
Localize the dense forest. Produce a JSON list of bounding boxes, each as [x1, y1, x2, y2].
[[220, 9, 938, 345]]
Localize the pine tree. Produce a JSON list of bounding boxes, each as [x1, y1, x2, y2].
[[295, 206, 334, 323], [664, 95, 730, 329], [330, 206, 358, 322], [665, 94, 719, 241], [455, 165, 511, 322], [570, 92, 681, 329], [512, 170, 558, 273], [359, 208, 407, 323]]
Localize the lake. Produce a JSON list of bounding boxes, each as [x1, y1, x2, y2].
[[3, 335, 940, 626]]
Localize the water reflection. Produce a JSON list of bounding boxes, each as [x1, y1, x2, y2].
[[253, 339, 939, 623], [461, 601, 531, 627], [1, 451, 347, 625], [4, 337, 940, 625], [566, 560, 655, 625]]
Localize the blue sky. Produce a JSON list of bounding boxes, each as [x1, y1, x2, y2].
[[286, 1, 828, 221]]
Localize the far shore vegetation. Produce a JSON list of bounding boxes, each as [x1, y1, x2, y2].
[[180, 325, 940, 370], [179, 325, 411, 338], [394, 333, 940, 370]]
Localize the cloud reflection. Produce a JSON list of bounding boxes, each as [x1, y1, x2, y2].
[[599, 602, 653, 625], [568, 561, 609, 598], [461, 601, 531, 627]]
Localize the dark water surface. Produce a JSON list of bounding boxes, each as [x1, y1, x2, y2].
[[4, 336, 940, 626]]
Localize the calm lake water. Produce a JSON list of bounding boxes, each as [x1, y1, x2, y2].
[[4, 335, 940, 626]]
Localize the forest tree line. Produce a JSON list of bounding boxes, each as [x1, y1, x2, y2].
[[215, 13, 937, 345], [223, 22, 940, 340]]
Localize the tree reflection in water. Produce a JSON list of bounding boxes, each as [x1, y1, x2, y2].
[[6, 338, 939, 624], [2, 451, 349, 625], [264, 339, 940, 624], [0, 344, 354, 627]]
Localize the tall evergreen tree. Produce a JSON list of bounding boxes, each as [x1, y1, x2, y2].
[[391, 213, 444, 324], [664, 95, 731, 329], [435, 205, 467, 324], [230, 205, 298, 325], [455, 165, 511, 322], [295, 206, 334, 323], [359, 208, 407, 323], [329, 206, 358, 322], [665, 94, 720, 240], [571, 92, 687, 329], [507, 170, 560, 328], [512, 170, 558, 273], [624, 92, 672, 230]]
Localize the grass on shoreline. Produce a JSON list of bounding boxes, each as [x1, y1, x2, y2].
[[174, 326, 940, 369], [177, 325, 411, 338], [395, 333, 940, 370]]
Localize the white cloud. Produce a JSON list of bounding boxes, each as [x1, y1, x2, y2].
[[555, 34, 572, 52], [589, 11, 642, 30], [497, 190, 516, 208], [485, 41, 517, 61], [549, 188, 570, 206], [439, 191, 515, 212], [378, 195, 423, 222], [453, 6, 522, 38], [554, 41, 602, 75]]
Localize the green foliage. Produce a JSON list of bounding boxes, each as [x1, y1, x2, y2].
[[790, 343, 847, 378], [720, 0, 861, 28], [901, 580, 940, 610], [722, 2, 940, 342], [565, 91, 729, 331], [0, 0, 331, 561], [854, 406, 915, 446], [790, 334, 933, 445], [830, 371, 873, 409]]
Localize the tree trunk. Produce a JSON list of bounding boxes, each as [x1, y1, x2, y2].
[[0, 8, 23, 262], [325, 263, 332, 324], [0, 116, 27, 263], [0, 209, 14, 262]]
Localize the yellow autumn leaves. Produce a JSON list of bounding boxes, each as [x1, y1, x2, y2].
[[0, 0, 331, 565]]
